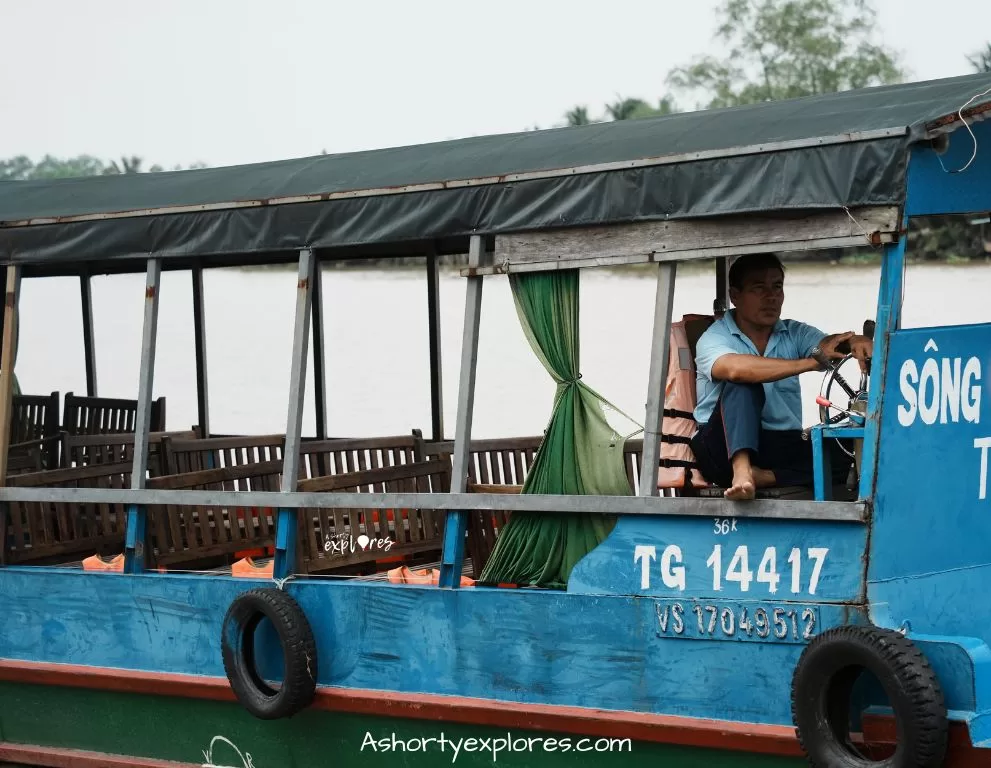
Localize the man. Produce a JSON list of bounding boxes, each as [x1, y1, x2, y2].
[[691, 253, 873, 500]]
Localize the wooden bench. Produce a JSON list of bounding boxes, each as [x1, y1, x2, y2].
[[160, 434, 285, 475], [1, 462, 132, 566], [133, 433, 427, 571], [425, 435, 540, 491], [10, 392, 61, 469], [62, 392, 167, 436], [61, 429, 199, 474], [295, 457, 450, 574], [158, 432, 422, 479], [145, 460, 282, 568], [298, 432, 424, 481], [11, 392, 60, 444]]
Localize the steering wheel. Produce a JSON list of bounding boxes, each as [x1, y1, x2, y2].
[[817, 356, 869, 456], [813, 320, 874, 458]]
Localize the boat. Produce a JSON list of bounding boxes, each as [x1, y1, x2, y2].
[[1, 71, 990, 767]]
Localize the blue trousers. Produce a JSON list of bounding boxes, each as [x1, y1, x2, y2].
[[690, 382, 851, 488]]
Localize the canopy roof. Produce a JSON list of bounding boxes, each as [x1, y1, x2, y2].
[[2, 72, 989, 272]]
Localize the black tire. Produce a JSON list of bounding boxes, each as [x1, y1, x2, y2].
[[221, 588, 317, 719], [791, 625, 947, 767]]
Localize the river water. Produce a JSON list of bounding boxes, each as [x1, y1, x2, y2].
[[13, 261, 991, 441]]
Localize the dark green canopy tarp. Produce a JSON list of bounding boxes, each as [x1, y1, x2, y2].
[[1, 73, 989, 268]]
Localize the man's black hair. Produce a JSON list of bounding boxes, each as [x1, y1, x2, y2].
[[728, 253, 786, 290]]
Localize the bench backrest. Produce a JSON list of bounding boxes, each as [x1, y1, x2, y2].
[[1, 461, 132, 565], [61, 429, 198, 474], [11, 391, 60, 444], [425, 435, 543, 487], [295, 457, 450, 574], [10, 391, 61, 468], [144, 460, 282, 567], [298, 432, 424, 482], [161, 434, 285, 475], [62, 392, 166, 436]]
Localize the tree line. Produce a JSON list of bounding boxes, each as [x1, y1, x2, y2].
[[558, 2, 988, 127], [0, 154, 205, 181], [549, 1, 990, 264], [3, 0, 989, 262]]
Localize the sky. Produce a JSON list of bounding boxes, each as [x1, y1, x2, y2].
[[1, 0, 989, 170]]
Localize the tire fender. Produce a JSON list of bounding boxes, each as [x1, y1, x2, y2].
[[221, 587, 317, 719], [791, 625, 947, 767]]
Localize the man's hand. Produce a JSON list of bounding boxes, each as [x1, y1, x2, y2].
[[819, 331, 873, 372], [819, 331, 854, 363], [848, 334, 874, 372]]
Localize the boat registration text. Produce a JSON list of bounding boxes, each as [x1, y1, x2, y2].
[[655, 600, 819, 643]]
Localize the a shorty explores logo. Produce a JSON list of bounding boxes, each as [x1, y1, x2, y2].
[[324, 532, 394, 555]]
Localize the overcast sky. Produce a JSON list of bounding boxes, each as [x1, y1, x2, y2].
[[2, 0, 989, 170]]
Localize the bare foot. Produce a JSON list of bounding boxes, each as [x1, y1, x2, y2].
[[752, 468, 776, 488], [725, 474, 756, 500], [726, 451, 758, 500]]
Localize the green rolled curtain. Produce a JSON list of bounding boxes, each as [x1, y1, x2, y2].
[[478, 270, 634, 589]]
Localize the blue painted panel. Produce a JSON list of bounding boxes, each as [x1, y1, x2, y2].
[[569, 515, 866, 603], [273, 508, 297, 580], [123, 504, 146, 574], [906, 120, 991, 217], [0, 568, 868, 728], [870, 323, 991, 646]]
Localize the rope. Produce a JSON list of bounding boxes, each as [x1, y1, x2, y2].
[[937, 84, 991, 175]]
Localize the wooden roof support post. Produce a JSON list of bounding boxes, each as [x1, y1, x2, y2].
[[0, 264, 21, 488], [80, 272, 98, 396], [427, 245, 444, 442], [640, 262, 677, 496], [124, 258, 161, 574], [311, 257, 328, 440], [274, 248, 314, 580], [438, 235, 485, 588], [191, 267, 210, 437]]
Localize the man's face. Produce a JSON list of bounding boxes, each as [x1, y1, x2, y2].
[[730, 267, 784, 329]]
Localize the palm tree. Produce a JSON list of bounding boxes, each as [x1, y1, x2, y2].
[[605, 97, 651, 121], [968, 43, 991, 73], [103, 156, 144, 175], [565, 106, 592, 126], [654, 96, 678, 115]]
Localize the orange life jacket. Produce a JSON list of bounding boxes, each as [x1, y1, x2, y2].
[[387, 565, 475, 588], [231, 557, 274, 579], [657, 314, 712, 490], [82, 553, 125, 572]]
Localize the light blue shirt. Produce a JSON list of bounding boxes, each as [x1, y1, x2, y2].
[[694, 311, 825, 431]]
